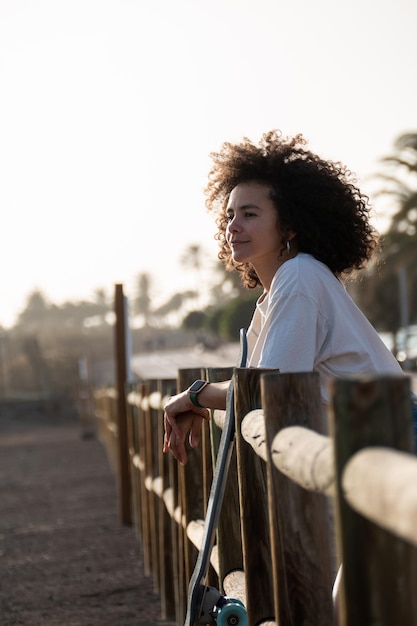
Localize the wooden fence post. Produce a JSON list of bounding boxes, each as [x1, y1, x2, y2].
[[331, 375, 417, 626], [206, 367, 236, 591], [234, 367, 276, 624], [158, 378, 177, 621], [143, 379, 161, 594], [177, 367, 206, 624], [136, 382, 152, 576], [125, 383, 142, 540], [261, 371, 335, 626], [114, 283, 131, 525]]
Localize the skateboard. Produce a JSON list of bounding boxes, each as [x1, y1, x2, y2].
[[184, 328, 248, 626]]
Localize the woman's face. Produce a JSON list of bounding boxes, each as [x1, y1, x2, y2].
[[225, 182, 284, 274]]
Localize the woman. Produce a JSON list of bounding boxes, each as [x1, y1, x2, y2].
[[163, 130, 415, 465]]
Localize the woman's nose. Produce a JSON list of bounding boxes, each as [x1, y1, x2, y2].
[[228, 216, 241, 232]]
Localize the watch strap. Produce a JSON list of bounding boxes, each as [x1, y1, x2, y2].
[[188, 380, 209, 408]]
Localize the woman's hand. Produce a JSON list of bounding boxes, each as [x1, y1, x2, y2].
[[163, 390, 209, 465]]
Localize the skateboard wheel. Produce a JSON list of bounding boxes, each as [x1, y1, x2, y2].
[[216, 599, 247, 625]]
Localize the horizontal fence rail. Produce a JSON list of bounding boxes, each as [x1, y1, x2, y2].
[[342, 447, 417, 546]]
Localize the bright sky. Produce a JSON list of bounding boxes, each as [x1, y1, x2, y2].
[[1, 0, 416, 328]]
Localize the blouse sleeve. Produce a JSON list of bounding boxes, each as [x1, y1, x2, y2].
[[258, 292, 327, 372]]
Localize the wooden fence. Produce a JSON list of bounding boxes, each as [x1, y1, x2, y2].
[[93, 286, 417, 626]]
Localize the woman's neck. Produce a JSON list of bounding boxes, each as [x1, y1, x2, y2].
[[255, 251, 298, 292]]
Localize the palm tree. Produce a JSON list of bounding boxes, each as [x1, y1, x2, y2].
[[376, 133, 417, 325], [209, 259, 252, 303], [377, 132, 417, 240], [133, 273, 153, 327], [355, 132, 417, 340], [153, 290, 196, 326], [179, 244, 204, 308]]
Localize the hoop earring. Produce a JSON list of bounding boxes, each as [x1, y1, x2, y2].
[[286, 240, 291, 254]]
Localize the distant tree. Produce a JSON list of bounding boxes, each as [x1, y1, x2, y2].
[[153, 290, 196, 325], [220, 293, 260, 340], [14, 289, 113, 333], [209, 260, 248, 304], [180, 244, 205, 307], [204, 292, 260, 341], [182, 310, 207, 331], [377, 132, 417, 231], [355, 131, 417, 334], [16, 290, 49, 328], [133, 273, 153, 326], [93, 288, 109, 307]]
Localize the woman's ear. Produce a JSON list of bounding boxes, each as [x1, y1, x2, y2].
[[286, 230, 298, 255]]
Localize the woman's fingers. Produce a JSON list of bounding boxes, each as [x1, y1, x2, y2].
[[167, 428, 188, 465], [163, 410, 209, 464]]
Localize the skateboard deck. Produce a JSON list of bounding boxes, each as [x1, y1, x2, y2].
[[184, 328, 248, 626]]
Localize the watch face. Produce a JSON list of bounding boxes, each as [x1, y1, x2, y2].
[[189, 380, 207, 393]]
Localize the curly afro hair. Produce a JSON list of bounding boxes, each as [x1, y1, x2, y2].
[[205, 130, 377, 288]]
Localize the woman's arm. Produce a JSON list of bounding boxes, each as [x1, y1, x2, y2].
[[163, 380, 230, 464]]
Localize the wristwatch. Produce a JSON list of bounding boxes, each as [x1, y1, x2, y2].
[[188, 379, 209, 408]]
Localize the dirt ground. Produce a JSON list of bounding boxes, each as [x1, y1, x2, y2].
[[0, 400, 176, 626]]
